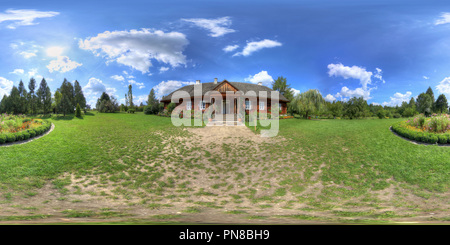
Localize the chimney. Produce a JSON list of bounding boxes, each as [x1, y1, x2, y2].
[[214, 78, 218, 84], [196, 80, 201, 84], [257, 82, 262, 86]]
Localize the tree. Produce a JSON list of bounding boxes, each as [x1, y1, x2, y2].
[[36, 78, 52, 115], [272, 76, 295, 114], [426, 86, 435, 112], [53, 90, 62, 114], [343, 97, 368, 119], [293, 89, 325, 119], [145, 88, 159, 114], [416, 92, 432, 116], [9, 86, 20, 114], [18, 80, 28, 114], [435, 94, 448, 114], [28, 78, 37, 115], [327, 100, 343, 118], [96, 92, 119, 113], [75, 103, 82, 117], [127, 84, 133, 108], [0, 95, 8, 113], [74, 80, 86, 111], [58, 79, 75, 116]]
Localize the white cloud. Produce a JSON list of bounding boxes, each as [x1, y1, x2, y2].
[[110, 75, 125, 81], [83, 77, 117, 106], [436, 77, 450, 95], [47, 56, 82, 73], [159, 67, 169, 73], [19, 51, 37, 59], [128, 80, 145, 89], [327, 63, 378, 100], [328, 63, 373, 90], [292, 88, 300, 96], [335, 86, 372, 100], [244, 71, 274, 87], [233, 39, 282, 57], [223, 44, 239, 52], [28, 68, 38, 77], [0, 77, 14, 98], [374, 67, 386, 84], [0, 9, 59, 29], [324, 94, 336, 102], [153, 80, 195, 100], [423, 76, 429, 80], [79, 28, 189, 74], [381, 91, 412, 107], [182, 16, 235, 37], [10, 69, 24, 75], [435, 12, 450, 25]]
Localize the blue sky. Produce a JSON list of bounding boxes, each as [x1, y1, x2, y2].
[[1, 0, 450, 107]]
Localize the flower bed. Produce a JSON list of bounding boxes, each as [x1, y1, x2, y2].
[[391, 114, 450, 144], [0, 114, 52, 145]]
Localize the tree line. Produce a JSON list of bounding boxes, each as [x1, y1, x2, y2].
[[0, 77, 87, 117], [271, 77, 449, 119]]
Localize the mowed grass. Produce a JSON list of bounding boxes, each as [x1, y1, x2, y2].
[[0, 112, 182, 191], [275, 118, 449, 193], [0, 112, 448, 221]]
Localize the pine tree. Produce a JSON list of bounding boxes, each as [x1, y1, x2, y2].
[[58, 79, 75, 116], [28, 78, 36, 115], [37, 78, 52, 115], [75, 103, 82, 117], [128, 84, 133, 108], [18, 80, 28, 114], [74, 80, 86, 110]]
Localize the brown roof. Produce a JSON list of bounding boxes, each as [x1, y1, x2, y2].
[[160, 80, 290, 102]]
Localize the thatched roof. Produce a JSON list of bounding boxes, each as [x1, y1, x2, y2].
[[160, 80, 290, 102]]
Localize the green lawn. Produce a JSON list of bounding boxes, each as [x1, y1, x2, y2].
[[0, 112, 448, 223]]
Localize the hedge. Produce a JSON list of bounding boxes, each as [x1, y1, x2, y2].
[[0, 119, 52, 145], [391, 121, 450, 144]]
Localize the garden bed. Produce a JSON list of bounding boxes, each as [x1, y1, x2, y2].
[[0, 114, 53, 145], [391, 114, 450, 144]]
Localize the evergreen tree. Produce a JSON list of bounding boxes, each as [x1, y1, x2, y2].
[[75, 103, 82, 117], [36, 78, 52, 115], [145, 88, 159, 114], [426, 86, 435, 112], [127, 84, 133, 108], [416, 92, 432, 116], [272, 76, 295, 114], [28, 78, 37, 115], [435, 94, 448, 114], [58, 79, 75, 116], [53, 90, 62, 114], [9, 86, 20, 114], [0, 95, 8, 113], [74, 80, 86, 110], [18, 80, 28, 114]]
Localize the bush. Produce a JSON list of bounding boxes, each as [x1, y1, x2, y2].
[[28, 129, 36, 138], [377, 110, 386, 119], [438, 135, 448, 144], [23, 132, 30, 140], [16, 132, 24, 141], [127, 109, 135, 114], [0, 134, 6, 144], [6, 134, 16, 143], [75, 103, 82, 117]]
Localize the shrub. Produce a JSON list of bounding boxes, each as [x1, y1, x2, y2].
[[377, 110, 386, 119], [6, 134, 16, 142], [127, 109, 135, 114], [427, 115, 450, 133], [23, 132, 30, 140], [75, 103, 82, 117], [0, 134, 6, 144], [16, 132, 24, 141], [438, 135, 448, 144], [28, 129, 36, 138]]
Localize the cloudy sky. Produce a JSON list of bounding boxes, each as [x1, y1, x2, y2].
[[1, 0, 450, 107]]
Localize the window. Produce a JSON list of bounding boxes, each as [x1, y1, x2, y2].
[[279, 103, 282, 111], [187, 101, 192, 110], [199, 101, 206, 110], [245, 100, 251, 110], [259, 101, 265, 110]]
